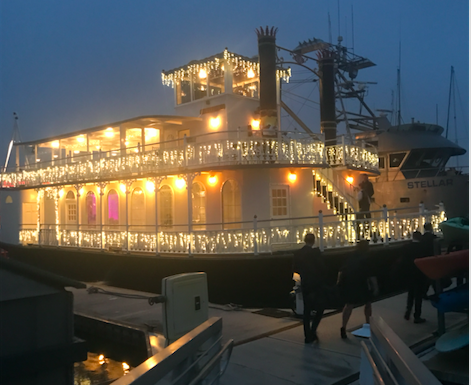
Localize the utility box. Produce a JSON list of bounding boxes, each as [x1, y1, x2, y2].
[[162, 272, 209, 345]]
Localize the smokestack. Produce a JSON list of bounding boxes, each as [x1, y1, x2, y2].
[[317, 50, 337, 146], [256, 26, 278, 134]]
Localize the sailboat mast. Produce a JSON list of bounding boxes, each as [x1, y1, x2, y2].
[[445, 66, 454, 138], [396, 41, 401, 125]]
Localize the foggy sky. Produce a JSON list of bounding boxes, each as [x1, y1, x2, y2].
[[0, 0, 469, 166]]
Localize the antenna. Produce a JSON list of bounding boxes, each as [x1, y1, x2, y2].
[[337, 0, 340, 39], [328, 12, 332, 43], [351, 4, 355, 53], [445, 66, 454, 138], [396, 41, 402, 125]]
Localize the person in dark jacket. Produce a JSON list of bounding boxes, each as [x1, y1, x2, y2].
[[357, 174, 374, 219], [403, 231, 429, 323], [293, 233, 327, 343], [337, 240, 378, 338]]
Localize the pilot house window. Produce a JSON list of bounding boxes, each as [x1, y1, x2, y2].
[[389, 152, 407, 168]]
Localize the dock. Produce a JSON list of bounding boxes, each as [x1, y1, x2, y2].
[[69, 283, 468, 385]]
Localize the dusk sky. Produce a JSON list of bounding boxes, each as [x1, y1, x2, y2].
[[0, 0, 469, 167]]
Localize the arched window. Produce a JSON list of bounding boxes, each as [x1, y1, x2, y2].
[[222, 180, 241, 229], [107, 189, 119, 225], [131, 187, 145, 226], [86, 191, 96, 225], [66, 190, 77, 224], [192, 182, 206, 228], [159, 185, 173, 227]]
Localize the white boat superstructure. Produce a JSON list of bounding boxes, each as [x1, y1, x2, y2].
[[0, 29, 449, 255]]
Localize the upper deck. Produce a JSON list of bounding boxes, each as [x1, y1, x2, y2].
[[0, 119, 378, 189]]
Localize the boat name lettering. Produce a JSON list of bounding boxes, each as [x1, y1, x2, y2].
[[407, 179, 453, 189]]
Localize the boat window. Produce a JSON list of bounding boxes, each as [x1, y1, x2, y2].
[[389, 152, 407, 168], [222, 180, 241, 229], [107, 189, 119, 226], [22, 202, 37, 229], [66, 190, 77, 224], [176, 79, 191, 105], [193, 76, 208, 101], [233, 67, 259, 98], [131, 187, 145, 227], [86, 192, 96, 226], [271, 185, 289, 218], [209, 67, 224, 96], [159, 185, 173, 227], [378, 157, 385, 169], [192, 182, 206, 229], [402, 149, 448, 170]]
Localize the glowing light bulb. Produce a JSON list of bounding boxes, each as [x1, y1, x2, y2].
[[247, 68, 255, 78], [175, 178, 185, 189], [51, 141, 60, 148], [288, 172, 297, 182], [251, 119, 260, 130], [59, 190, 64, 198], [120, 184, 126, 194], [199, 68, 207, 79], [146, 180, 155, 192], [208, 175, 217, 185], [209, 116, 221, 129], [346, 176, 354, 184], [105, 127, 115, 138], [77, 135, 85, 143]]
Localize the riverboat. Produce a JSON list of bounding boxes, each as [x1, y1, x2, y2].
[[0, 28, 456, 258]]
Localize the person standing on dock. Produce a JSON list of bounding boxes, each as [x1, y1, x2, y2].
[[293, 233, 327, 343], [337, 240, 378, 339], [403, 231, 429, 323]]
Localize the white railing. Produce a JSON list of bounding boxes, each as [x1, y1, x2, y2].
[[110, 317, 233, 385], [0, 131, 380, 189], [1, 131, 327, 189], [360, 316, 441, 385], [21, 204, 446, 254], [326, 136, 379, 171]]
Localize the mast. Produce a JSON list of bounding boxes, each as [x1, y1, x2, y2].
[[3, 112, 21, 172], [396, 41, 402, 126], [445, 66, 454, 138]]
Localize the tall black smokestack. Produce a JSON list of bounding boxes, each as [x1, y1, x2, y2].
[[318, 50, 337, 146], [256, 26, 278, 133]]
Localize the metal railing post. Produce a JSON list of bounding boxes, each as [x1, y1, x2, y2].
[[419, 202, 425, 233], [253, 215, 258, 255], [318, 210, 324, 251], [382, 205, 389, 246], [342, 136, 346, 166]]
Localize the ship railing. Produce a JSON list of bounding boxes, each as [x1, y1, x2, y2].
[[0, 130, 330, 189], [22, 203, 445, 254], [325, 135, 379, 171], [0, 130, 380, 189]]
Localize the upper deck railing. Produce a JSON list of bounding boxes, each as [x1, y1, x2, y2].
[[0, 130, 378, 189]]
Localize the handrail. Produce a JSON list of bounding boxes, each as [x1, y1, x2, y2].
[[361, 316, 442, 385], [110, 317, 233, 385], [360, 341, 386, 385]]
